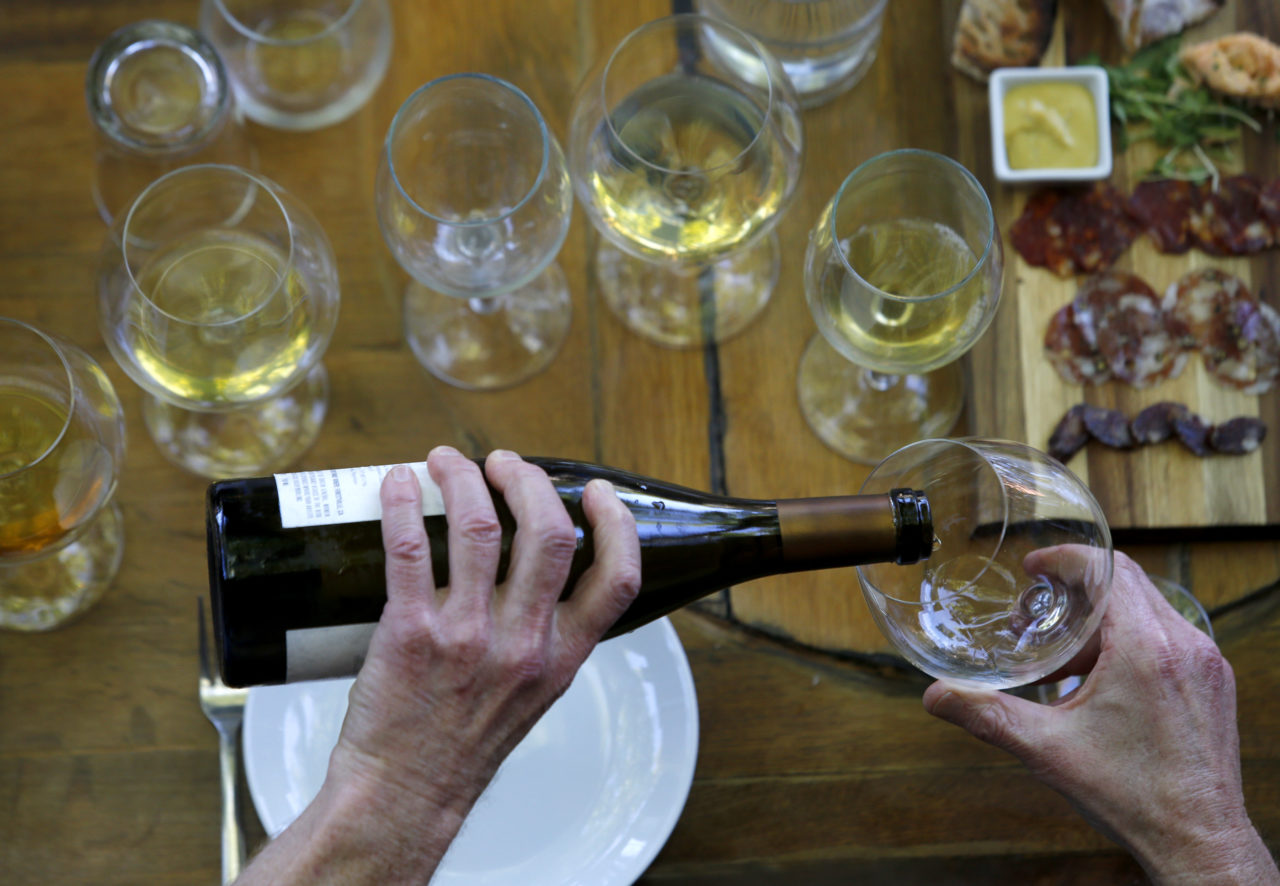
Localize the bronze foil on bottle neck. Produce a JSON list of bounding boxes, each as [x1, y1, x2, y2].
[[776, 489, 932, 568]]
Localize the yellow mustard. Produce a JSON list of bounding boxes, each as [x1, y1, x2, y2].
[[1002, 82, 1098, 170]]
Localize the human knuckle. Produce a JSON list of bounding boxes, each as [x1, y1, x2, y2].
[[384, 525, 430, 563], [455, 510, 503, 547], [966, 699, 1018, 749], [531, 516, 577, 559], [442, 622, 492, 665], [499, 638, 549, 685]]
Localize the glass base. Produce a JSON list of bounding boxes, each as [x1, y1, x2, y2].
[[695, 3, 885, 109], [797, 335, 964, 464], [0, 499, 124, 631], [594, 232, 779, 348], [404, 263, 572, 391], [142, 363, 329, 479]]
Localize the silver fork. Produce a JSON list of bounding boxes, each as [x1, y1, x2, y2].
[[198, 597, 250, 884]]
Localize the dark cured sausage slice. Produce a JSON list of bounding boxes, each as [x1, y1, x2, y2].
[[1048, 404, 1090, 463], [1081, 405, 1134, 448], [1210, 417, 1268, 454], [1131, 401, 1190, 445]]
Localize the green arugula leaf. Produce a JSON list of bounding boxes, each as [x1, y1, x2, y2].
[[1089, 36, 1267, 181]]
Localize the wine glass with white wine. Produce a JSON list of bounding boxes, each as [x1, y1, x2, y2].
[[0, 318, 126, 630], [568, 13, 804, 347], [858, 438, 1113, 689], [798, 149, 1003, 463], [98, 164, 340, 478]]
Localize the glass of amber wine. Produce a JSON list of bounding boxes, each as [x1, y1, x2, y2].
[[859, 438, 1113, 689], [0, 318, 126, 630], [98, 164, 340, 478], [798, 149, 1002, 463], [568, 13, 804, 347]]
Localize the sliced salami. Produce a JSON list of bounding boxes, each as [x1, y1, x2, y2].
[[1171, 269, 1280, 394], [1074, 271, 1187, 388], [1188, 176, 1274, 256], [1260, 179, 1280, 233], [1127, 179, 1197, 253], [1010, 184, 1140, 277], [1044, 303, 1109, 385], [1205, 299, 1280, 395]]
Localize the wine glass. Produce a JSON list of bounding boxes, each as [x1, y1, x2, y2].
[[798, 149, 1002, 464], [857, 438, 1113, 689], [694, 0, 890, 108], [568, 13, 804, 347], [98, 164, 340, 478], [200, 0, 392, 131], [86, 20, 257, 226], [0, 318, 126, 630], [375, 73, 573, 390]]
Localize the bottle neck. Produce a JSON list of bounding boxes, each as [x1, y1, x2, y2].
[[775, 489, 931, 569]]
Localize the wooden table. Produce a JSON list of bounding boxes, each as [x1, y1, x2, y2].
[[1, 1, 1278, 882]]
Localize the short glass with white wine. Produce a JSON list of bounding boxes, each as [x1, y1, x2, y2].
[[98, 164, 339, 478]]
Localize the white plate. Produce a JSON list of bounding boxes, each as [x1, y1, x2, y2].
[[243, 618, 699, 885]]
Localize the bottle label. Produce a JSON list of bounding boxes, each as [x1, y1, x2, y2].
[[286, 623, 378, 682], [274, 463, 446, 528]]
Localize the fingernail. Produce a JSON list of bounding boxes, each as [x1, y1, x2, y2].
[[488, 449, 521, 462], [587, 478, 614, 496], [430, 445, 460, 458], [387, 464, 415, 484]]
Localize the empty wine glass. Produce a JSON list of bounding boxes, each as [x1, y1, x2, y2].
[[798, 149, 1002, 464], [86, 20, 256, 225], [568, 13, 803, 347], [375, 74, 573, 390], [695, 0, 890, 108], [1, 318, 126, 630], [857, 438, 1113, 689], [200, 0, 392, 130], [98, 164, 340, 478]]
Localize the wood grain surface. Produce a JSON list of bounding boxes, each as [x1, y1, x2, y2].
[[0, 1, 1278, 883], [972, 7, 1280, 535]]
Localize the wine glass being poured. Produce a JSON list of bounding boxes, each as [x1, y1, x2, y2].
[[857, 438, 1114, 689]]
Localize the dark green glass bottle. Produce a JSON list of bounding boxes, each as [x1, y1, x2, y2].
[[206, 458, 931, 686]]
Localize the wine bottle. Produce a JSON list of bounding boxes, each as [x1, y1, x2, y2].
[[206, 458, 932, 687]]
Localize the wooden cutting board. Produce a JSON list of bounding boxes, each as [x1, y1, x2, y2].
[[970, 16, 1280, 539]]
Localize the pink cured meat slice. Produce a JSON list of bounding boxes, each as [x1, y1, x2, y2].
[[1203, 300, 1280, 395], [1171, 269, 1280, 394], [1074, 271, 1187, 388], [1044, 303, 1109, 385]]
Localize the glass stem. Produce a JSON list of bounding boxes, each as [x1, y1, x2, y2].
[[864, 370, 900, 392], [468, 295, 503, 315]]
